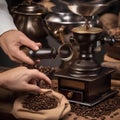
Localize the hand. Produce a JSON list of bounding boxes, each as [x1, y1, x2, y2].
[[0, 66, 52, 93], [101, 62, 120, 72], [0, 30, 41, 65]]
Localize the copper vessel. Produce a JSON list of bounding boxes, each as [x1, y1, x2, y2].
[[11, 1, 48, 43]]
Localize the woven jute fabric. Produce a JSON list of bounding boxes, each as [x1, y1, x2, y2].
[[12, 89, 71, 120]]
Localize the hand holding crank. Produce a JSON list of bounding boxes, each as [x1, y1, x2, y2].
[[101, 62, 120, 72], [0, 30, 41, 65]]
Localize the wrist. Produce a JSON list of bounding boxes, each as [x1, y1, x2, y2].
[[0, 29, 18, 37]]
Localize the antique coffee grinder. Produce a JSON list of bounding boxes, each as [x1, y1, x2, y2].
[[27, 1, 117, 106], [45, 8, 84, 68], [53, 2, 117, 106]]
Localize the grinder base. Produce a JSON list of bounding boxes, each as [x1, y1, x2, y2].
[[55, 67, 117, 106]]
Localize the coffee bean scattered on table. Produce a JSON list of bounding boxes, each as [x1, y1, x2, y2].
[[22, 93, 58, 111], [70, 94, 120, 119], [23, 64, 120, 119]]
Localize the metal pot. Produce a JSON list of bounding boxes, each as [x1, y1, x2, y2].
[[11, 1, 48, 43]]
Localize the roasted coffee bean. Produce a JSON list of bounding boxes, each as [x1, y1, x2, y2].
[[70, 94, 120, 119], [36, 65, 55, 78], [24, 64, 55, 79], [113, 112, 119, 116], [22, 93, 57, 111], [37, 79, 52, 89], [23, 64, 55, 89], [68, 113, 72, 116], [100, 116, 106, 120], [110, 115, 114, 118]]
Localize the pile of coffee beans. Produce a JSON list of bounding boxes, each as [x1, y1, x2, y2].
[[23, 64, 55, 78], [70, 89, 120, 119], [23, 64, 55, 89], [35, 65, 55, 89], [22, 93, 58, 111], [21, 64, 58, 111], [37, 65, 55, 79]]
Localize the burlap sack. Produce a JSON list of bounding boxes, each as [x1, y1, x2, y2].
[[12, 89, 71, 120]]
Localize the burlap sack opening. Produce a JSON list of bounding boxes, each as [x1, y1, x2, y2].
[[12, 89, 71, 120]]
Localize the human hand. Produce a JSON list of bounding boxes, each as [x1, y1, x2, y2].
[[101, 62, 120, 72], [0, 30, 41, 65], [0, 66, 51, 93]]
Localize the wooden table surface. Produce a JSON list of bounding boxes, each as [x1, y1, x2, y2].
[[0, 79, 120, 120], [0, 65, 120, 120]]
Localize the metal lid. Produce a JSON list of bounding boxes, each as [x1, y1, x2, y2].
[[12, 2, 47, 15]]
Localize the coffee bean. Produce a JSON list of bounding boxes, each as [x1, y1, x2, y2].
[[71, 94, 120, 119], [110, 115, 114, 118], [23, 64, 120, 119], [113, 112, 119, 116], [68, 113, 72, 116], [22, 93, 58, 111], [23, 64, 55, 89]]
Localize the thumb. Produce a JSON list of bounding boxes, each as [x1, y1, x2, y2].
[[20, 34, 41, 51]]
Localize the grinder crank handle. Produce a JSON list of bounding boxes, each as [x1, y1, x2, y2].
[[103, 35, 116, 46], [28, 46, 73, 61], [28, 48, 57, 60], [100, 31, 116, 46]]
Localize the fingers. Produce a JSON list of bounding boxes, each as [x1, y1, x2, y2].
[[24, 70, 52, 93], [23, 84, 42, 93], [8, 47, 35, 64], [14, 51, 35, 64], [101, 62, 120, 71], [101, 62, 112, 68], [37, 72, 52, 85], [19, 33, 41, 51], [29, 69, 52, 85]]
